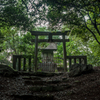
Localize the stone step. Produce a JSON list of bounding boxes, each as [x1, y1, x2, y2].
[[11, 94, 54, 100], [24, 79, 65, 86], [19, 71, 63, 77], [24, 80, 45, 85], [24, 77, 70, 86], [29, 84, 71, 92], [22, 76, 41, 80], [46, 80, 61, 84]]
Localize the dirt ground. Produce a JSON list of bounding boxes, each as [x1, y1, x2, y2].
[[0, 66, 100, 100]]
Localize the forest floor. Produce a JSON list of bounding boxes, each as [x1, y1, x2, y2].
[[0, 66, 100, 100]]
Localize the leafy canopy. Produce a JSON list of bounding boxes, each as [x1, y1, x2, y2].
[[39, 0, 100, 44]]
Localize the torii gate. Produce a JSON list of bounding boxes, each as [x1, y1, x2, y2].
[[30, 31, 70, 72]]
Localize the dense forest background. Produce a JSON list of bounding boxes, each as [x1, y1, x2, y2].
[[0, 0, 100, 67]]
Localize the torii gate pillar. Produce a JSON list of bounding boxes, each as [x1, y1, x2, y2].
[[34, 35, 38, 72], [63, 35, 67, 72]]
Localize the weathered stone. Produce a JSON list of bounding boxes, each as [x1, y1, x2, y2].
[[12, 94, 54, 100], [29, 85, 70, 92], [66, 91, 75, 95], [46, 80, 61, 84], [24, 80, 45, 85], [69, 64, 81, 77], [22, 76, 31, 79], [22, 76, 41, 80], [29, 86, 41, 92], [30, 76, 41, 80], [19, 71, 63, 77], [81, 64, 87, 72], [0, 64, 18, 77], [30, 72, 63, 77], [59, 83, 72, 88], [69, 64, 93, 77], [42, 86, 54, 92], [54, 72, 63, 76], [57, 67, 64, 72], [62, 78, 69, 82], [30, 72, 55, 77], [24, 80, 34, 85], [87, 64, 93, 71], [74, 80, 81, 85]]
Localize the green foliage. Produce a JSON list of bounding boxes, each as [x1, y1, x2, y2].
[[0, 0, 34, 30], [41, 0, 100, 44], [0, 0, 100, 68], [2, 6, 30, 29], [88, 38, 100, 66]]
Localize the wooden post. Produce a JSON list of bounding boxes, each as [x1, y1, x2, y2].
[[34, 35, 38, 72], [18, 57, 21, 71], [23, 58, 26, 71], [63, 35, 67, 72], [13, 55, 17, 70], [48, 33, 53, 42], [69, 58, 71, 71], [29, 57, 31, 71], [79, 58, 81, 64], [74, 58, 76, 64], [84, 56, 87, 65]]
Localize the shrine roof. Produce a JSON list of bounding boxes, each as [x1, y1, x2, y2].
[[40, 43, 57, 51]]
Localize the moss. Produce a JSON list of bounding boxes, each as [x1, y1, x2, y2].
[[29, 85, 71, 92], [0, 64, 18, 77]]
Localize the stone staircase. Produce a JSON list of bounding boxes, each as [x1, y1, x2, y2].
[[10, 72, 71, 100]]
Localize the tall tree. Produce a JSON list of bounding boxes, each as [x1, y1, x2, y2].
[[0, 0, 49, 31], [40, 0, 100, 44], [0, 0, 35, 30]]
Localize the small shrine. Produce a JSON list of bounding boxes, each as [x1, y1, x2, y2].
[[38, 43, 57, 72], [41, 43, 57, 63]]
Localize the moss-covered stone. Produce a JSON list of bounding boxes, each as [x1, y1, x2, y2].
[[18, 71, 63, 77], [29, 85, 71, 92], [24, 80, 45, 85], [0, 64, 18, 77], [13, 94, 54, 100], [69, 64, 94, 77], [46, 80, 61, 84], [22, 76, 41, 80]]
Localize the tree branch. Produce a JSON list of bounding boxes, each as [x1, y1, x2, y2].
[[87, 12, 100, 35], [21, 0, 29, 12], [78, 9, 100, 45], [0, 1, 16, 6], [86, 26, 100, 45]]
